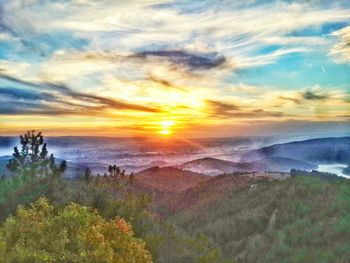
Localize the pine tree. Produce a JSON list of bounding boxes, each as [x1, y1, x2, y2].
[[7, 131, 66, 178], [130, 172, 134, 184], [108, 165, 126, 215]]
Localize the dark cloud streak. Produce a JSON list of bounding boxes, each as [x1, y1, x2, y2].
[[148, 74, 188, 92], [278, 96, 301, 104], [206, 99, 283, 118], [137, 50, 227, 70], [0, 87, 56, 101], [0, 73, 161, 116], [302, 90, 328, 101]]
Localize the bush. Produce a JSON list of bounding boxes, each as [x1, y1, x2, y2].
[[0, 198, 152, 263]]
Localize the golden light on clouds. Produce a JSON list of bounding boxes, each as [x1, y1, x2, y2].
[[0, 0, 349, 137]]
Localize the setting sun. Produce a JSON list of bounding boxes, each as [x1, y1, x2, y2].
[[159, 129, 171, 135], [158, 120, 175, 135]]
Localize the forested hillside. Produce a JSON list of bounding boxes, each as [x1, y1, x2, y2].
[[0, 132, 220, 263], [169, 175, 350, 262]]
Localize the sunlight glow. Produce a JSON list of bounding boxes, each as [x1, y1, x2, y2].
[[159, 129, 171, 135], [160, 120, 175, 128], [158, 120, 175, 136]]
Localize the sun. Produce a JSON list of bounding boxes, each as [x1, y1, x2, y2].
[[159, 129, 170, 135], [158, 120, 175, 136]]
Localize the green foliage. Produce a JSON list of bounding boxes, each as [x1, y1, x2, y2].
[[7, 130, 66, 178], [1, 132, 222, 262], [0, 175, 32, 204], [169, 176, 350, 263], [141, 221, 222, 263], [79, 177, 221, 263], [294, 202, 311, 217], [0, 198, 152, 263], [3, 130, 350, 262], [0, 131, 69, 221], [0, 175, 46, 221]]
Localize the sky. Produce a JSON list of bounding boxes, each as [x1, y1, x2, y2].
[[0, 0, 349, 138]]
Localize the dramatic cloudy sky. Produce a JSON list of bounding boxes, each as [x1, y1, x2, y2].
[[0, 0, 349, 137]]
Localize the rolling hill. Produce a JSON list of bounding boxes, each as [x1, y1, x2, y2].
[[177, 156, 317, 175], [343, 166, 350, 176], [133, 166, 209, 193], [168, 175, 350, 263], [177, 157, 251, 175], [244, 137, 350, 164]]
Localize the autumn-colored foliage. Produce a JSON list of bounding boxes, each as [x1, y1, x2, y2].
[[0, 198, 152, 263], [115, 218, 130, 233]]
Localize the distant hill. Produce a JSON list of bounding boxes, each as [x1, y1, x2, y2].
[[75, 160, 169, 175], [244, 137, 350, 164], [343, 166, 350, 176], [177, 157, 248, 175], [253, 156, 317, 172], [177, 156, 317, 175], [133, 166, 209, 193], [0, 137, 17, 148]]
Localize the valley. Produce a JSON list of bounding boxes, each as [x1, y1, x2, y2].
[[2, 135, 349, 178], [1, 134, 349, 262]]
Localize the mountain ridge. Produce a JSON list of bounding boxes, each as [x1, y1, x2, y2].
[[177, 156, 317, 176], [244, 136, 350, 164]]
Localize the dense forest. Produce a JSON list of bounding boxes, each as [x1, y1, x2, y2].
[[1, 131, 350, 262], [169, 175, 350, 262], [0, 131, 220, 263]]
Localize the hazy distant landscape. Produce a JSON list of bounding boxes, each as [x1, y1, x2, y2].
[[2, 135, 349, 178]]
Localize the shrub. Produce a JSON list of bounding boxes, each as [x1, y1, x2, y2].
[[0, 198, 152, 263]]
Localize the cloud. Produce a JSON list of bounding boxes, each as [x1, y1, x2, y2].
[[137, 50, 227, 70], [0, 1, 349, 136], [0, 101, 79, 115], [0, 32, 15, 41], [278, 96, 301, 104], [148, 73, 174, 88], [206, 99, 283, 119], [2, 1, 350, 66], [0, 86, 55, 101], [330, 26, 350, 63], [217, 83, 350, 121], [301, 90, 329, 101], [147, 73, 188, 92], [0, 73, 162, 116], [206, 99, 240, 117], [277, 87, 344, 104], [45, 82, 161, 113], [1, 1, 349, 84]]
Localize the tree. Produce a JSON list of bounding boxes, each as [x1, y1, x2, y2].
[[0, 131, 68, 221], [0, 198, 153, 263], [84, 168, 92, 205], [108, 165, 125, 215], [7, 130, 66, 178], [130, 172, 135, 184]]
